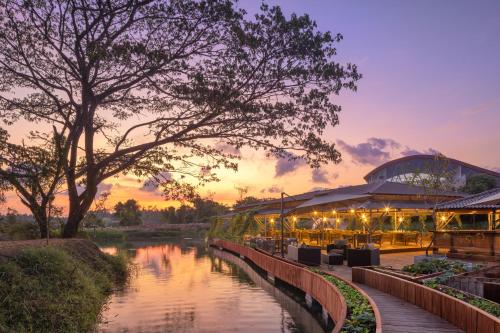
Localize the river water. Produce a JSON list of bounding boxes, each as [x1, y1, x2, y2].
[[97, 238, 325, 333]]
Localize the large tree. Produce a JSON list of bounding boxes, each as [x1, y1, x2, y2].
[[0, 0, 360, 237], [462, 173, 497, 194]]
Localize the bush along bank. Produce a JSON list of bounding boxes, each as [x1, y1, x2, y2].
[[310, 268, 376, 333], [0, 242, 129, 333]]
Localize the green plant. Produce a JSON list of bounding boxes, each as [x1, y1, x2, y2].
[[469, 298, 500, 318], [207, 210, 260, 242], [310, 268, 376, 333], [423, 279, 500, 318], [403, 259, 472, 275]]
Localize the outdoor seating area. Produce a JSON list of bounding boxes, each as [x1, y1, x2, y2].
[[247, 229, 427, 254]]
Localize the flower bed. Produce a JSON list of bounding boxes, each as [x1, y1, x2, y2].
[[311, 268, 376, 333]]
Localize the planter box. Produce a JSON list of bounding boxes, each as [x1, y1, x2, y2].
[[352, 266, 500, 333]]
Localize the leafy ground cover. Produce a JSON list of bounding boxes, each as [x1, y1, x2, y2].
[[402, 259, 477, 275], [423, 279, 500, 318], [311, 268, 376, 333]]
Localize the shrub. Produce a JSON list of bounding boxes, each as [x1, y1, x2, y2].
[[0, 246, 128, 333], [0, 222, 40, 240], [402, 259, 471, 275]]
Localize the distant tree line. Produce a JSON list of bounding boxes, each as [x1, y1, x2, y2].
[[162, 198, 229, 224]]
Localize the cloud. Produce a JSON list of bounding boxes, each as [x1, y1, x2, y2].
[[338, 138, 444, 166], [74, 182, 113, 196], [97, 183, 113, 195], [140, 172, 172, 193], [401, 147, 440, 157], [460, 103, 492, 116], [275, 154, 306, 177], [309, 186, 329, 192], [489, 166, 500, 173], [337, 138, 393, 166], [214, 141, 241, 156], [260, 184, 283, 194], [311, 169, 338, 184], [367, 137, 400, 150]]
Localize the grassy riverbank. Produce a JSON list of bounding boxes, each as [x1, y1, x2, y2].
[[0, 239, 128, 333], [83, 224, 209, 244]]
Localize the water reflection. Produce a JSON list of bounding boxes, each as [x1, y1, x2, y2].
[[98, 239, 325, 333]]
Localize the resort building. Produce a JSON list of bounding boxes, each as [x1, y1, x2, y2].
[[225, 156, 500, 252]]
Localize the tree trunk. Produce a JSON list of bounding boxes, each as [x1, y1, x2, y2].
[[63, 187, 96, 238], [63, 210, 84, 238], [34, 215, 48, 239]]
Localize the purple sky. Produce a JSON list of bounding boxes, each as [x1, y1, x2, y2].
[[237, 0, 500, 174]]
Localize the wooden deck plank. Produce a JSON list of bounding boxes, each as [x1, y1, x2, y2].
[[324, 254, 465, 333]]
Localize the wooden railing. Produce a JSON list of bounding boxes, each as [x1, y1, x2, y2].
[[213, 239, 347, 333], [352, 267, 500, 333], [213, 240, 381, 333]]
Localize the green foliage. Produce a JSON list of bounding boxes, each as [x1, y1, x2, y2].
[[114, 200, 142, 226], [311, 269, 376, 333], [85, 229, 126, 243], [402, 259, 471, 275], [0, 221, 40, 240], [0, 246, 129, 332], [234, 196, 261, 208], [207, 210, 259, 241], [462, 174, 498, 194], [469, 298, 500, 318], [162, 198, 229, 224], [423, 281, 500, 318], [82, 212, 105, 229]]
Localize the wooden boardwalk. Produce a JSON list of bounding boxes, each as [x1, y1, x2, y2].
[[325, 254, 465, 333]]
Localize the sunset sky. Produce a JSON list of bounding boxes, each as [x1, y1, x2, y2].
[[4, 0, 500, 213]]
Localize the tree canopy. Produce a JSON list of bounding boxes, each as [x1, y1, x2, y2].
[[114, 199, 142, 226], [162, 197, 229, 224], [462, 174, 498, 194], [0, 0, 360, 237]]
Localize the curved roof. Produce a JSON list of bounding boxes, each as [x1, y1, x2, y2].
[[364, 154, 500, 182]]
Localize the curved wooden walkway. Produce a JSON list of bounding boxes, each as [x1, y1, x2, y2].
[[327, 264, 464, 333]]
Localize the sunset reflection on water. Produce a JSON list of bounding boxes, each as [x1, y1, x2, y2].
[[98, 240, 323, 333]]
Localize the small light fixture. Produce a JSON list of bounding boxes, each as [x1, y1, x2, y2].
[[441, 216, 446, 222], [313, 211, 318, 215], [322, 217, 327, 222], [385, 207, 390, 212], [332, 209, 337, 215], [398, 217, 403, 223], [270, 218, 275, 223], [293, 216, 297, 222], [350, 209, 355, 214]]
